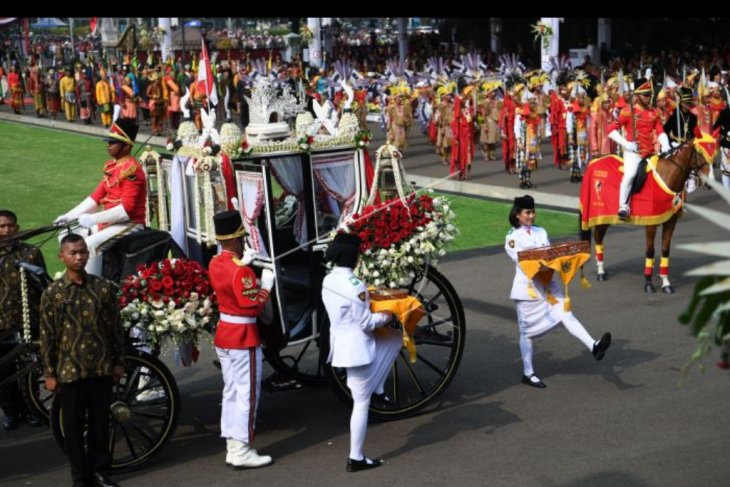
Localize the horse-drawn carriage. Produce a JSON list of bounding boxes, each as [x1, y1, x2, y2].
[[3, 131, 465, 471]]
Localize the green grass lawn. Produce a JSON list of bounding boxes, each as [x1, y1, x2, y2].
[[442, 192, 578, 252], [1, 120, 578, 273]]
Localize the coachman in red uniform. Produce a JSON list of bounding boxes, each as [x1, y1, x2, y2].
[[208, 210, 275, 469], [54, 119, 146, 275]]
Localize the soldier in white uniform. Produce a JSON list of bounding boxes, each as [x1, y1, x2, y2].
[[322, 233, 401, 472], [505, 195, 612, 388]]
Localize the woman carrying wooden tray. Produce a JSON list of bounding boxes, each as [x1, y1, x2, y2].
[[504, 195, 612, 389]]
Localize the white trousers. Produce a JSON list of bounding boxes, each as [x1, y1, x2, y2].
[[721, 148, 730, 190], [619, 151, 642, 211], [216, 346, 263, 444], [345, 331, 402, 460]]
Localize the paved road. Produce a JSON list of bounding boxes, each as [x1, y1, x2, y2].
[[1, 110, 728, 486]]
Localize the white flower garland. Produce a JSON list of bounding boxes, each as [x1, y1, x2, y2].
[[192, 155, 220, 248], [139, 147, 163, 228], [19, 267, 31, 343], [155, 154, 168, 231]]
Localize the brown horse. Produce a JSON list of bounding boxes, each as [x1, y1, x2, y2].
[[580, 129, 718, 294]]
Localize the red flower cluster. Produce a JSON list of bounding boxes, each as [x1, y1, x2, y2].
[[349, 194, 435, 252], [119, 258, 214, 308]]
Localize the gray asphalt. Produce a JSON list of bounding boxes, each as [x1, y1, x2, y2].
[[1, 108, 728, 487]]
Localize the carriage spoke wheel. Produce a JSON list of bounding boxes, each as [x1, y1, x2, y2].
[[22, 362, 53, 421], [263, 323, 330, 388], [327, 266, 466, 421], [51, 349, 181, 472]]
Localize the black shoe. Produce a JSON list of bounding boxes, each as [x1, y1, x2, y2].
[[347, 457, 384, 472], [92, 472, 119, 487], [519, 181, 529, 189], [24, 411, 42, 427], [617, 210, 629, 221], [2, 415, 19, 430], [526, 181, 537, 189], [521, 374, 547, 389], [592, 333, 612, 361], [371, 392, 395, 407]]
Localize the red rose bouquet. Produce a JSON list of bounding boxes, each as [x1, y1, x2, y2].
[[346, 190, 458, 288], [119, 258, 217, 346]]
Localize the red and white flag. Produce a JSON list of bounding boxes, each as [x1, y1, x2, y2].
[[90, 17, 98, 34], [197, 39, 218, 106]]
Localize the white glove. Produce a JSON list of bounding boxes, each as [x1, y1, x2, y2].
[[241, 247, 258, 266], [53, 214, 70, 226], [608, 130, 637, 153], [658, 133, 671, 153], [260, 269, 275, 292], [61, 197, 98, 222], [78, 213, 96, 229], [78, 205, 130, 229]]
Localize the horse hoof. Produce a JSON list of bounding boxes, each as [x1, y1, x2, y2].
[[662, 285, 675, 294], [644, 283, 656, 294], [597, 273, 608, 282]]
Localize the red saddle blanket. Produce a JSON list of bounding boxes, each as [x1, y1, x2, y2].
[[579, 155, 683, 230]]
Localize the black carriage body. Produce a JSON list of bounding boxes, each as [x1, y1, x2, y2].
[[231, 147, 368, 355]]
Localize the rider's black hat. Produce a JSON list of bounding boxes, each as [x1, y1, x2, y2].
[[214, 210, 246, 241], [103, 119, 139, 146]]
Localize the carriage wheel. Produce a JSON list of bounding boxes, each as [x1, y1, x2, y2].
[[51, 349, 180, 472], [327, 266, 466, 421], [21, 362, 52, 421], [262, 318, 330, 388]]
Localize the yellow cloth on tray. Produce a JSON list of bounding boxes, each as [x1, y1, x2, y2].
[[518, 252, 591, 311], [370, 294, 425, 363]]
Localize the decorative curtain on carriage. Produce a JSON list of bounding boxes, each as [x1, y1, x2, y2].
[[312, 152, 357, 221], [169, 155, 190, 256], [237, 171, 269, 257], [269, 156, 308, 245]]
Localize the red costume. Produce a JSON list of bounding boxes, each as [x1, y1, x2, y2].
[[606, 105, 665, 157], [450, 95, 475, 179], [209, 251, 270, 349], [89, 156, 147, 229], [499, 94, 517, 172], [549, 92, 568, 167]]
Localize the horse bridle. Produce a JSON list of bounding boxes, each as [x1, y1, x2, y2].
[[660, 140, 709, 180]]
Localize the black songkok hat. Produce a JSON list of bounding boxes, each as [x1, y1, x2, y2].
[[214, 210, 246, 241], [513, 195, 535, 210], [325, 232, 362, 269]]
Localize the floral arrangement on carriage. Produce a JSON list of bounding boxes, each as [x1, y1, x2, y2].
[[346, 190, 458, 288], [119, 258, 217, 354]]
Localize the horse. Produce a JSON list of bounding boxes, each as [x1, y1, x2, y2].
[[579, 128, 719, 294]]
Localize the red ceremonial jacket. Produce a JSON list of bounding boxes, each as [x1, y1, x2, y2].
[[90, 156, 147, 227], [606, 104, 665, 158], [209, 251, 270, 349]]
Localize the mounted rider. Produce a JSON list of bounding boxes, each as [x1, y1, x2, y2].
[[606, 78, 671, 221]]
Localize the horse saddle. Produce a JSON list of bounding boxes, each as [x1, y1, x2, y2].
[[629, 158, 649, 197]]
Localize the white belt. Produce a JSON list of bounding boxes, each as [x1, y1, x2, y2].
[[219, 313, 257, 324]]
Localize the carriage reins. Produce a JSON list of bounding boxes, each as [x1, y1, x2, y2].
[[657, 140, 709, 186]]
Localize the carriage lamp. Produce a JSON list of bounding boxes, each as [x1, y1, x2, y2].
[[379, 166, 398, 201]]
